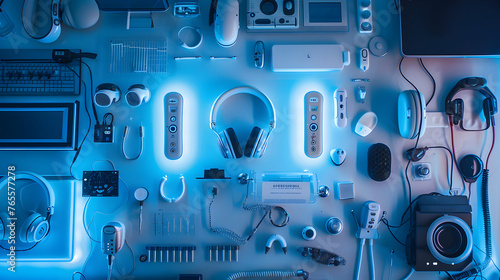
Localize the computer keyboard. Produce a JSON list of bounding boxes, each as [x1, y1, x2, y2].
[[0, 49, 81, 96]]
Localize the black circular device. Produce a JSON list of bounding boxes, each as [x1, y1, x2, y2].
[[426, 215, 473, 265], [260, 0, 278, 15], [458, 154, 483, 183], [432, 222, 468, 259]]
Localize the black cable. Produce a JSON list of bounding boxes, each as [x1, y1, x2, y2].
[[399, 56, 425, 230], [0, 242, 39, 252], [418, 58, 436, 106], [445, 271, 454, 279], [427, 146, 454, 194], [381, 218, 407, 247], [80, 60, 98, 125], [63, 62, 91, 180], [393, 0, 399, 11], [103, 113, 114, 126]]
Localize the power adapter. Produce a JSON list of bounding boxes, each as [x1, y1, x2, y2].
[[94, 124, 114, 143]]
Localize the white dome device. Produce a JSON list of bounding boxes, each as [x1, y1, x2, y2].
[[398, 90, 427, 139], [210, 0, 240, 47]]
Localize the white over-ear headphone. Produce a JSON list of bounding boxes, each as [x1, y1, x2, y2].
[[22, 0, 62, 43], [22, 0, 100, 43], [0, 172, 55, 244]]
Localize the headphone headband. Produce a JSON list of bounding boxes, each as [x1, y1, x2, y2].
[[0, 172, 55, 216], [210, 86, 276, 131], [445, 77, 497, 114], [445, 77, 497, 130]]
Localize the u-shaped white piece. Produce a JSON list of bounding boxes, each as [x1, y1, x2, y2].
[[159, 175, 186, 203]]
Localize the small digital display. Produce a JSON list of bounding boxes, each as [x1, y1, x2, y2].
[[309, 2, 342, 23], [170, 106, 177, 113]]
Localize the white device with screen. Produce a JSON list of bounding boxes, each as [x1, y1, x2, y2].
[[303, 0, 348, 31]]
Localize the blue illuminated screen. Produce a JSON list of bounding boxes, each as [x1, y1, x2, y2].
[[309, 2, 342, 23]]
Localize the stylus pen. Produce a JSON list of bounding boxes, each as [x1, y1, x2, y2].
[[210, 56, 237, 60], [174, 56, 201, 60], [351, 78, 370, 82]]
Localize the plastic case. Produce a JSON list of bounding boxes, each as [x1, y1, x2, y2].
[[247, 170, 318, 204]]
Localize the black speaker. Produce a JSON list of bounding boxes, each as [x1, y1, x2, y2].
[[368, 143, 391, 181], [407, 195, 473, 271]]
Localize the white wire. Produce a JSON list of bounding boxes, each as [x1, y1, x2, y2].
[[91, 160, 116, 171], [115, 239, 136, 276], [401, 268, 415, 280], [354, 238, 365, 280], [82, 177, 130, 242], [107, 256, 113, 280], [368, 239, 375, 280]]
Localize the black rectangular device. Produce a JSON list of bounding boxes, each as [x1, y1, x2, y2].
[[400, 0, 500, 57], [0, 49, 82, 95], [82, 171, 119, 197], [0, 102, 79, 150], [95, 0, 169, 11]]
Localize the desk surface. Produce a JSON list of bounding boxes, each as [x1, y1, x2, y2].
[[0, 1, 499, 280]]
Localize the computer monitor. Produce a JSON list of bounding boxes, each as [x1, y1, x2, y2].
[[95, 0, 169, 12], [0, 103, 79, 150], [400, 0, 500, 57]]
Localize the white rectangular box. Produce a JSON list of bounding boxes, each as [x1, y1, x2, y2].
[[272, 44, 345, 72]]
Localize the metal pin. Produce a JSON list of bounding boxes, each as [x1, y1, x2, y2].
[[191, 247, 195, 262], [389, 249, 395, 280], [210, 56, 237, 60], [147, 246, 151, 263], [173, 247, 176, 262], [179, 246, 182, 262], [209, 246, 212, 262], [160, 247, 163, 262], [185, 247, 188, 263], [174, 56, 202, 60], [235, 246, 239, 262], [222, 246, 225, 261], [154, 247, 157, 263], [167, 247, 170, 263], [229, 246, 232, 262], [216, 246, 219, 262]]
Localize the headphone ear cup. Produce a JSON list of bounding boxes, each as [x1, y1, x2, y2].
[[244, 126, 264, 158], [452, 99, 464, 125], [19, 212, 49, 243], [94, 83, 121, 107], [60, 0, 100, 29], [0, 212, 10, 241], [223, 128, 243, 159]]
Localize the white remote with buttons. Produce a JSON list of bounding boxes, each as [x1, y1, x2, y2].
[[334, 88, 348, 128], [164, 92, 183, 160], [305, 91, 323, 158]]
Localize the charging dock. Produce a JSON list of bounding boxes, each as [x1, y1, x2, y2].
[[94, 125, 114, 143]]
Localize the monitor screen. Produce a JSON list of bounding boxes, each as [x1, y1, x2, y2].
[[309, 2, 342, 23], [95, 0, 169, 12], [0, 103, 78, 150], [400, 0, 500, 56]]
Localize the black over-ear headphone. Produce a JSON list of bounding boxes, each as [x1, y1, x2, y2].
[[210, 87, 276, 159], [445, 77, 497, 131]]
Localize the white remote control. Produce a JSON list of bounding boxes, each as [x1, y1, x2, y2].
[[164, 92, 183, 160], [305, 91, 323, 158], [359, 48, 369, 71], [360, 201, 381, 230], [334, 88, 348, 128]]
